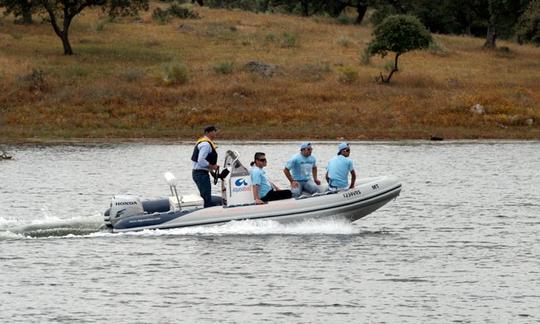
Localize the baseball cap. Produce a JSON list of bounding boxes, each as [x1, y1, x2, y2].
[[337, 142, 350, 154], [300, 142, 312, 150]]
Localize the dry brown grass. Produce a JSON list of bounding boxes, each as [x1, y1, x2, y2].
[[0, 4, 539, 142]]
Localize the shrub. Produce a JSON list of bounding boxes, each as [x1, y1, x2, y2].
[[162, 62, 190, 85], [295, 61, 331, 82], [337, 35, 353, 47], [152, 8, 171, 24], [360, 47, 371, 65], [20, 68, 47, 91], [152, 4, 199, 24], [213, 61, 234, 74], [120, 68, 146, 82], [337, 14, 351, 25], [281, 32, 297, 48], [168, 4, 200, 19], [338, 67, 359, 84]]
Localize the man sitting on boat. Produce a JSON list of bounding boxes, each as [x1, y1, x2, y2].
[[326, 142, 356, 190], [251, 152, 292, 204], [283, 142, 321, 197]]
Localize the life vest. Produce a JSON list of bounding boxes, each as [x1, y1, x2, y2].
[[191, 136, 218, 165]]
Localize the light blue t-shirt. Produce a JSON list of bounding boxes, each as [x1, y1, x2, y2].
[[326, 155, 354, 189], [251, 167, 272, 198], [285, 154, 317, 181]]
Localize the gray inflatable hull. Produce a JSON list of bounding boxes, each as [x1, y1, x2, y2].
[[108, 176, 401, 233]]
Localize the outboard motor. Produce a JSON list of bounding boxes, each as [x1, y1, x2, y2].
[[105, 195, 144, 227], [221, 150, 255, 206]]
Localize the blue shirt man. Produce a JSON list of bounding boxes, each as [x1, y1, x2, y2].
[[284, 142, 321, 197], [251, 166, 272, 199], [326, 142, 356, 190]]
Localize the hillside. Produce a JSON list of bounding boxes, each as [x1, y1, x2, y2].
[[0, 3, 539, 142]]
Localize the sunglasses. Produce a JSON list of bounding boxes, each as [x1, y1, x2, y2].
[[257, 158, 267, 162], [342, 149, 350, 152]]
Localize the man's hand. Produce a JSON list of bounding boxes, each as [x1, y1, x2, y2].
[[314, 179, 321, 185], [210, 164, 219, 170], [291, 180, 299, 189]]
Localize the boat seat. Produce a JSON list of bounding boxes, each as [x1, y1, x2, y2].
[[142, 198, 171, 213]]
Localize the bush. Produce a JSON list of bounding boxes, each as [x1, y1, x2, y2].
[[281, 32, 297, 48], [337, 35, 353, 47], [20, 68, 47, 91], [515, 0, 540, 46], [152, 8, 171, 24], [338, 67, 358, 84], [120, 68, 146, 82], [168, 4, 200, 19], [295, 61, 331, 82], [152, 4, 200, 24], [213, 61, 235, 74], [163, 62, 190, 85]]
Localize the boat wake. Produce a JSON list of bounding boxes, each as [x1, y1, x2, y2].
[[1, 215, 362, 239], [0, 213, 104, 239]]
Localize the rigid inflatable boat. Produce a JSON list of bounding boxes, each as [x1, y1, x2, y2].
[[104, 151, 401, 233]]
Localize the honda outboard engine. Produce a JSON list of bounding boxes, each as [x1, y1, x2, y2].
[[104, 195, 144, 228]]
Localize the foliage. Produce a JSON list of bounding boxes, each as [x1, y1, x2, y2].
[[162, 62, 190, 85], [337, 67, 359, 84], [212, 60, 235, 74], [0, 0, 39, 24], [38, 0, 149, 55], [281, 32, 297, 48], [515, 0, 540, 45], [367, 14, 432, 83]]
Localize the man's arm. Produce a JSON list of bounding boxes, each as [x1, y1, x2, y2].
[[312, 166, 321, 185], [283, 167, 299, 188], [349, 170, 356, 189]]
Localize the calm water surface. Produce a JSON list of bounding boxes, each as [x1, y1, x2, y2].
[[1, 141, 539, 323]]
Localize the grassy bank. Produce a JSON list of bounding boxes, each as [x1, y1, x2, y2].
[[0, 4, 539, 142]]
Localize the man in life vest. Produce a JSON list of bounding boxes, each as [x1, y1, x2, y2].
[[191, 125, 219, 207]]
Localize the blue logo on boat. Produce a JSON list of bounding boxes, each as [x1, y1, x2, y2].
[[235, 178, 248, 186]]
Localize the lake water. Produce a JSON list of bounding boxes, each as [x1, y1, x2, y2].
[[1, 141, 539, 323]]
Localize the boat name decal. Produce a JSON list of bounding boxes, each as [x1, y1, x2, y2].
[[233, 186, 252, 193], [343, 190, 361, 198], [115, 201, 138, 206]]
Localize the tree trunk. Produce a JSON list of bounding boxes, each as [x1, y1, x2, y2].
[[355, 4, 368, 24], [379, 53, 400, 83], [61, 33, 73, 55], [260, 0, 270, 12], [301, 1, 309, 16], [484, 24, 497, 49], [21, 0, 33, 24]]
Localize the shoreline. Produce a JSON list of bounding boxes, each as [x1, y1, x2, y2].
[[2, 137, 540, 146]]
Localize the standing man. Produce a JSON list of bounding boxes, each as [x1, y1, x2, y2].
[[326, 142, 356, 190], [191, 125, 219, 207], [283, 142, 321, 197]]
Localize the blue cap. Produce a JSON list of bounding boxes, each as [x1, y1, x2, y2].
[[337, 142, 350, 154], [300, 142, 312, 150]]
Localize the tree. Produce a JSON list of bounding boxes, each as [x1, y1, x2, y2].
[[483, 0, 530, 48], [515, 0, 540, 45], [366, 14, 432, 83], [39, 0, 148, 55], [0, 0, 38, 24]]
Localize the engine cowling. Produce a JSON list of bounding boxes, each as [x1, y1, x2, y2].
[[108, 195, 144, 221]]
